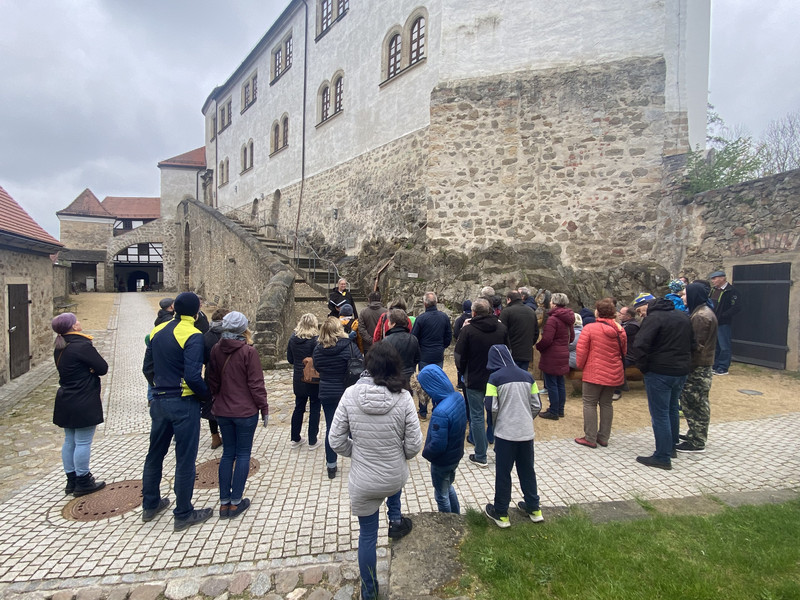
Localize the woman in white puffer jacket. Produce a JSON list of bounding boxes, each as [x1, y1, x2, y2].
[[329, 341, 423, 600]]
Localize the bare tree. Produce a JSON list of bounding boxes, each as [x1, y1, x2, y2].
[[759, 111, 800, 176]]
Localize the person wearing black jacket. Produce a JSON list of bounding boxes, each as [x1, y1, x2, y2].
[[499, 290, 539, 371], [51, 312, 108, 497], [384, 309, 421, 382], [709, 270, 741, 375], [454, 298, 509, 467], [632, 297, 695, 470], [154, 297, 174, 326], [328, 278, 358, 318], [286, 313, 322, 450]]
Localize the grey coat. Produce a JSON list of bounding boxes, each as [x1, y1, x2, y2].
[[329, 376, 423, 516]]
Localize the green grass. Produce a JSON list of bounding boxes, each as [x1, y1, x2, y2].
[[451, 501, 800, 600]]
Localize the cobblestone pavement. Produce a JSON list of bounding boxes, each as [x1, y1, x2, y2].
[[0, 293, 798, 599]]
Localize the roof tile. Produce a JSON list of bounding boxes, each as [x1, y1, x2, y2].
[[57, 189, 114, 218], [158, 147, 206, 169], [101, 196, 161, 219], [0, 185, 63, 247]]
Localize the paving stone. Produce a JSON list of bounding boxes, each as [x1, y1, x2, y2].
[[198, 578, 228, 597], [323, 566, 342, 587], [213, 593, 228, 600], [51, 592, 75, 600], [333, 584, 354, 600], [286, 589, 307, 600], [274, 569, 300, 594], [128, 584, 165, 600], [249, 571, 272, 596], [107, 589, 130, 600], [228, 573, 251, 595], [164, 579, 200, 600], [302, 566, 324, 585], [75, 589, 104, 600], [307, 589, 333, 600]]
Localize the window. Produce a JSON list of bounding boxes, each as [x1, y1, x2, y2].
[[274, 47, 283, 78], [219, 99, 232, 132], [282, 117, 289, 147], [338, 0, 349, 15], [321, 85, 330, 121], [321, 0, 332, 32], [271, 33, 293, 82], [285, 37, 293, 69], [241, 140, 253, 172], [334, 76, 343, 114], [242, 72, 258, 110], [317, 0, 347, 38], [210, 115, 217, 141], [219, 159, 230, 185], [388, 34, 402, 79], [410, 17, 425, 65], [273, 124, 280, 153]]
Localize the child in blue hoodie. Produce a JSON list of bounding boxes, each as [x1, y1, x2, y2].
[[418, 365, 468, 513], [483, 344, 543, 527]]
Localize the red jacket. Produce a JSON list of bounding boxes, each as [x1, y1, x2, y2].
[[535, 306, 575, 375], [575, 318, 628, 386], [207, 339, 269, 418]]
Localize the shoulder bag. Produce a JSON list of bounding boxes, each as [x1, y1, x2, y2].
[[344, 341, 365, 387], [302, 356, 320, 384]]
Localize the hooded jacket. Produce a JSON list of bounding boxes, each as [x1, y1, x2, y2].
[[499, 298, 539, 362], [207, 338, 269, 419], [633, 298, 695, 376], [411, 304, 453, 365], [143, 315, 209, 401], [453, 314, 509, 390], [328, 375, 423, 516], [418, 365, 467, 466], [313, 337, 362, 404], [686, 282, 718, 367], [203, 320, 225, 364], [53, 333, 108, 429], [383, 324, 421, 377], [485, 345, 540, 441], [535, 306, 576, 375], [286, 333, 319, 382], [575, 318, 628, 386], [358, 301, 387, 351], [711, 282, 740, 325], [154, 309, 174, 327]]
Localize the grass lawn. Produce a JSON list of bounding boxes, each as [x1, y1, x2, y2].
[[449, 500, 800, 600]]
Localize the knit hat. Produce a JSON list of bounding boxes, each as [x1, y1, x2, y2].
[[339, 304, 354, 317], [633, 292, 655, 307], [173, 292, 200, 316], [159, 297, 174, 310], [709, 270, 725, 278], [222, 311, 248, 334], [51, 312, 77, 335], [667, 279, 685, 293], [462, 299, 472, 313]]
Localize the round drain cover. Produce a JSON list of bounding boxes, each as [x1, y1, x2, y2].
[[62, 480, 142, 522], [195, 458, 260, 489]]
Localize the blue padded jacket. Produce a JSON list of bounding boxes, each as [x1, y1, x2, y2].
[[418, 365, 467, 467]]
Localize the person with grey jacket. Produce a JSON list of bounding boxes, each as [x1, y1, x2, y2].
[[329, 342, 423, 600]]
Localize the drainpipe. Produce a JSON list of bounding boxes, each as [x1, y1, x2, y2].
[[293, 0, 309, 250]]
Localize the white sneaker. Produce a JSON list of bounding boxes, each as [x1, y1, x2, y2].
[[308, 440, 323, 451], [290, 438, 305, 449]]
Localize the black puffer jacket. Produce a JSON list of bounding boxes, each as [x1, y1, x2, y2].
[[383, 325, 421, 377], [313, 337, 362, 404], [454, 314, 509, 390], [499, 299, 539, 362], [633, 298, 695, 376], [53, 333, 108, 429], [287, 334, 318, 383]]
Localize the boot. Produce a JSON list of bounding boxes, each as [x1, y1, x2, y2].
[[210, 433, 222, 449], [64, 472, 76, 495], [73, 473, 106, 497]]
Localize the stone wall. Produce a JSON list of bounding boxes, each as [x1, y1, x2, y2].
[[179, 200, 294, 368], [0, 250, 57, 385], [59, 219, 114, 251]]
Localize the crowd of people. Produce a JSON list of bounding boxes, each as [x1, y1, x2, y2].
[[49, 271, 739, 600]]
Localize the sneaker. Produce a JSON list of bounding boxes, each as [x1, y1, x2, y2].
[[327, 466, 337, 479], [388, 516, 413, 539], [484, 504, 510, 528], [308, 440, 323, 451], [174, 508, 213, 532], [678, 433, 688, 441], [574, 437, 597, 449], [228, 498, 251, 519], [290, 438, 305, 449], [675, 441, 705, 453], [517, 501, 544, 523], [635, 455, 672, 470], [142, 497, 171, 522], [468, 454, 488, 467], [611, 391, 622, 401], [713, 370, 729, 376], [538, 411, 559, 420]]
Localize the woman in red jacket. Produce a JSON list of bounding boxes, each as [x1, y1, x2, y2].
[[207, 311, 269, 519], [574, 298, 627, 448], [536, 293, 575, 420]]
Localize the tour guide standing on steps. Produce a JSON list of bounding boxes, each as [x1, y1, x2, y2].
[[142, 291, 214, 531], [328, 278, 358, 318]]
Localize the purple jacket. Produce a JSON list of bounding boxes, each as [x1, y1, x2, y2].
[[207, 339, 269, 419]]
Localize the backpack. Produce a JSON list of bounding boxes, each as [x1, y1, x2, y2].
[[302, 356, 320, 384]]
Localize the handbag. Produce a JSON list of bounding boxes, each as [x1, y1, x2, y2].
[[302, 356, 320, 384], [344, 341, 365, 387]]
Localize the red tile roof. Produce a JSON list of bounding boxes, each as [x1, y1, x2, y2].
[[0, 185, 63, 247], [57, 188, 114, 218], [101, 196, 161, 219], [158, 147, 206, 169]]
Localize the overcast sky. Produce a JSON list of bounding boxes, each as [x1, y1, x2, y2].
[[1, 0, 798, 240]]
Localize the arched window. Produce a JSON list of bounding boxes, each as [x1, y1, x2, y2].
[[248, 139, 254, 168], [219, 160, 225, 184], [241, 144, 248, 172], [282, 117, 289, 147], [273, 123, 280, 152], [410, 17, 426, 64], [334, 76, 343, 113], [321, 85, 331, 121], [388, 34, 402, 79]]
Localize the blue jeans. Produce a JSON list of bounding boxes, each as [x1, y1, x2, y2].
[[216, 413, 258, 503], [62, 426, 96, 476], [493, 437, 539, 516], [430, 463, 460, 513], [713, 323, 732, 372], [515, 360, 530, 372], [644, 372, 687, 462], [466, 388, 488, 462], [543, 372, 566, 415], [322, 402, 338, 467], [142, 395, 201, 520], [357, 490, 402, 600], [291, 381, 321, 444]]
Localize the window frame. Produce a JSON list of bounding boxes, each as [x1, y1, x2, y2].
[[241, 72, 258, 113], [271, 32, 294, 84], [218, 98, 233, 133], [316, 0, 348, 41], [380, 9, 429, 87]]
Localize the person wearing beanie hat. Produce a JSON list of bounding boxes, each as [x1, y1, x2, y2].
[[338, 304, 362, 349], [207, 310, 269, 520], [154, 298, 175, 326], [142, 291, 213, 531], [633, 293, 655, 319], [51, 313, 108, 497], [665, 280, 688, 314]]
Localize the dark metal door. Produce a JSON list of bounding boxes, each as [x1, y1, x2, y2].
[[731, 262, 791, 370], [7, 284, 31, 379]]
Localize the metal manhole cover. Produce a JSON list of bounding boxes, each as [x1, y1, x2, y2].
[[195, 458, 260, 489], [62, 480, 142, 522]]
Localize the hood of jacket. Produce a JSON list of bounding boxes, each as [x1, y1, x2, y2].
[[647, 297, 676, 314], [351, 375, 403, 415], [594, 317, 622, 338], [417, 365, 455, 406], [366, 300, 384, 310], [686, 282, 711, 313], [486, 344, 515, 371], [218, 338, 247, 354], [468, 314, 500, 333], [209, 320, 225, 334], [550, 305, 576, 327]]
